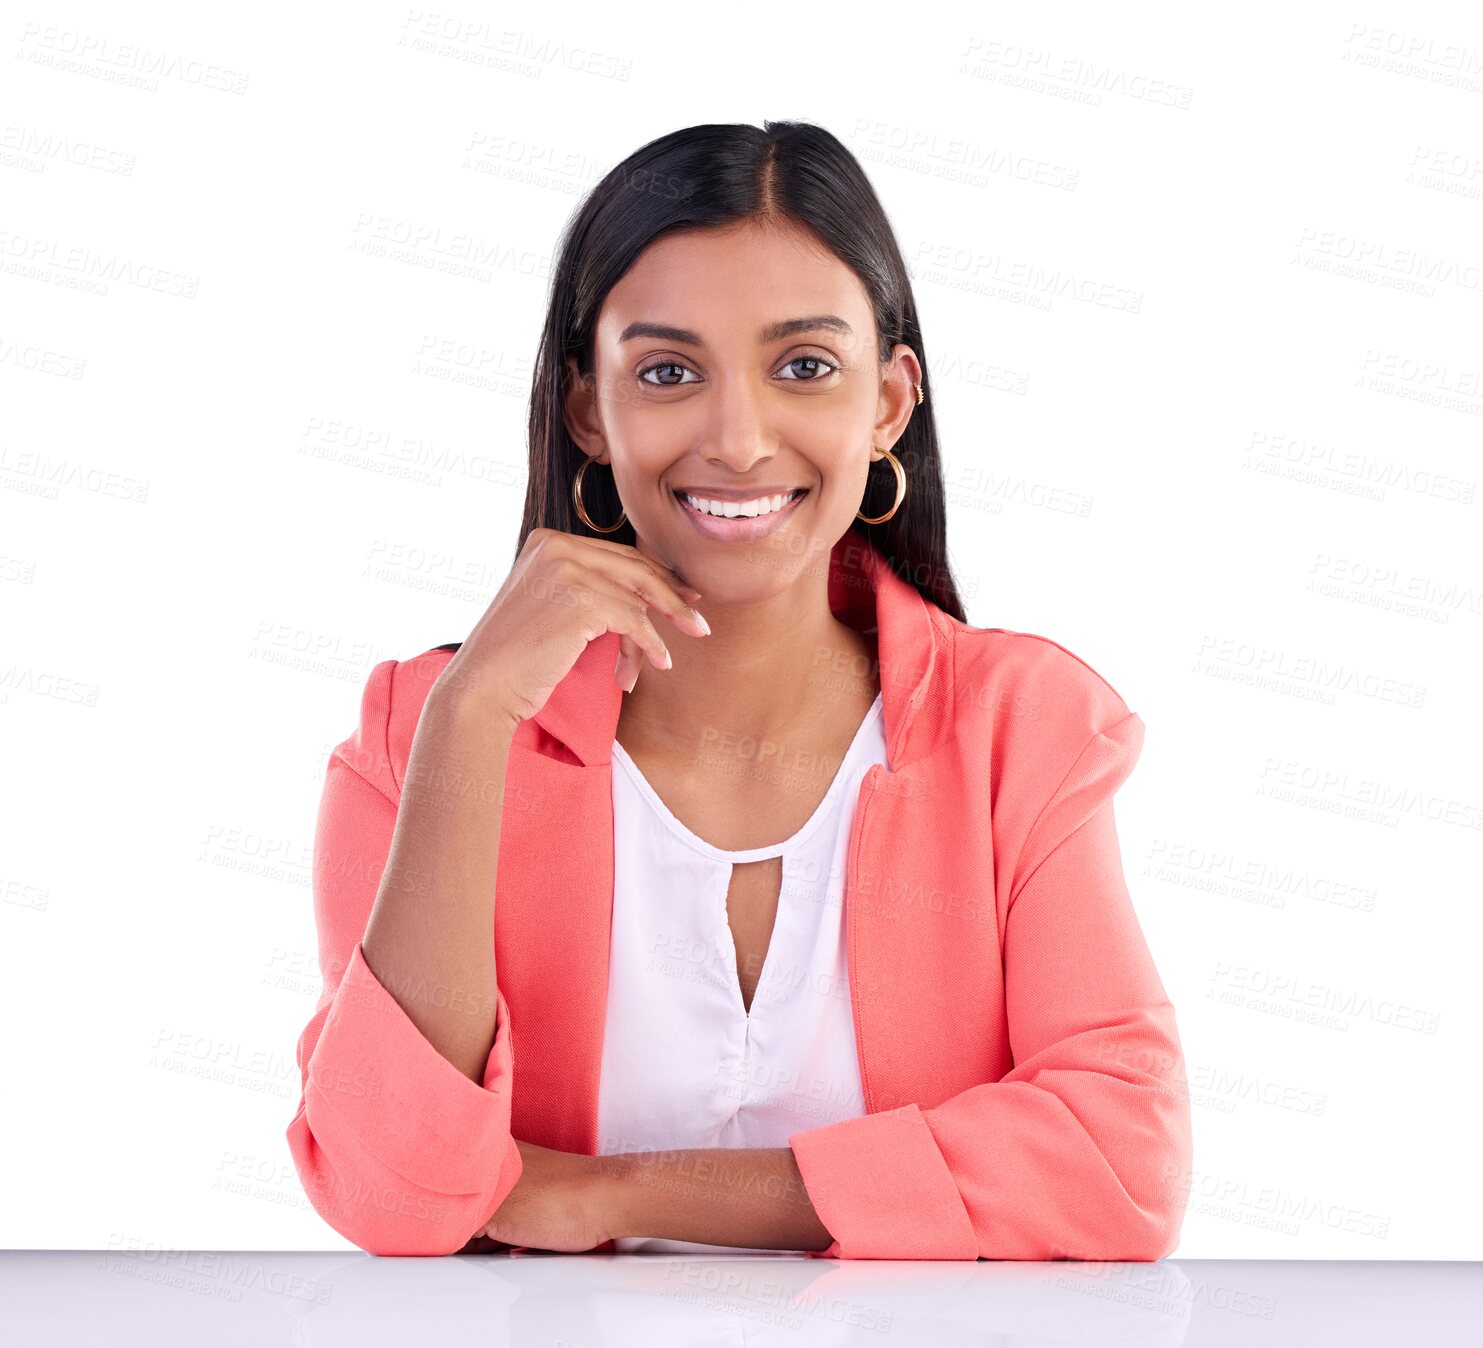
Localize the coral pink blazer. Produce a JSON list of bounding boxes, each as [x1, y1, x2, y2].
[[286, 534, 1193, 1260]]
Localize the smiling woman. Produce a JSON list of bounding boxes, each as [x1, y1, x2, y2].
[[286, 120, 1191, 1263]]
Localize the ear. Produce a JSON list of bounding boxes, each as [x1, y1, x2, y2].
[[562, 354, 609, 461], [874, 344, 925, 453]]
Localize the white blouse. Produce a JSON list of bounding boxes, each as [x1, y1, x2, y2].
[[598, 691, 887, 1255]]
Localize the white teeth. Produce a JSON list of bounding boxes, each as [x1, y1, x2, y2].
[[682, 490, 800, 519]]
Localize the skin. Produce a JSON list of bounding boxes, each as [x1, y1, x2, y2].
[[568, 215, 919, 758], [474, 216, 922, 1254]]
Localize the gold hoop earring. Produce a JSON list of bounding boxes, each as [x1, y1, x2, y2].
[[856, 447, 907, 525], [572, 455, 627, 533]]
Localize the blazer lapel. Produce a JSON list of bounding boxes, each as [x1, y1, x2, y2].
[[496, 634, 622, 1155], [830, 537, 969, 1115]]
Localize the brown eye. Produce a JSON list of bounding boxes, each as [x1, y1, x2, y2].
[[638, 361, 698, 387], [777, 355, 841, 382]]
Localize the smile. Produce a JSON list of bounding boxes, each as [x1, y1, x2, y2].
[[673, 487, 809, 542]]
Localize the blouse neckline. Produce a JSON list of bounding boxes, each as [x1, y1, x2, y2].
[[610, 692, 884, 864]]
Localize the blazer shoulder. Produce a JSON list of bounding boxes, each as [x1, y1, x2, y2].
[[954, 627, 1145, 892], [331, 644, 460, 800], [953, 625, 1138, 744]]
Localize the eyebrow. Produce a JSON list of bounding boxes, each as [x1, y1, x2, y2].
[[617, 314, 855, 346]]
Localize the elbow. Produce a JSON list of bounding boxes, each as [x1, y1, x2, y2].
[[1115, 1194, 1187, 1262], [335, 1200, 487, 1259], [286, 1104, 521, 1258], [1116, 1087, 1193, 1261], [1113, 1189, 1188, 1262], [1049, 1169, 1190, 1264], [1063, 1076, 1194, 1262], [330, 1184, 495, 1259]]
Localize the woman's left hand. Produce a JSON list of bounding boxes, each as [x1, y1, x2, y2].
[[476, 1139, 621, 1253]]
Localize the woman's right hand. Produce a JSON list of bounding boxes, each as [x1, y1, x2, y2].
[[431, 528, 710, 729]]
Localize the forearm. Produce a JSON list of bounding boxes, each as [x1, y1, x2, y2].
[[360, 687, 517, 1086], [601, 1147, 834, 1251]]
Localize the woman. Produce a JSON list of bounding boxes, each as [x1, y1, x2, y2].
[[285, 121, 1192, 1261]]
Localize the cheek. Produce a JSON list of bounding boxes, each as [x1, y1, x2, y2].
[[814, 445, 870, 494], [605, 392, 693, 459], [605, 432, 674, 491]]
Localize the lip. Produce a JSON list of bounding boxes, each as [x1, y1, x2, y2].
[[672, 486, 804, 500], [674, 487, 808, 543]]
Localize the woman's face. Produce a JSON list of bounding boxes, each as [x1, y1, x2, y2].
[[564, 218, 921, 598]]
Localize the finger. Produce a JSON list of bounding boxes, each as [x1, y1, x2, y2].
[[566, 534, 704, 601], [593, 551, 711, 640], [615, 635, 643, 694], [585, 574, 676, 672]]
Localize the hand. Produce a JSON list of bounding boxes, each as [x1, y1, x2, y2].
[[431, 527, 710, 727], [473, 1139, 620, 1253]]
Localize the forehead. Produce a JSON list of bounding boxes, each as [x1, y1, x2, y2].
[[597, 220, 873, 347]]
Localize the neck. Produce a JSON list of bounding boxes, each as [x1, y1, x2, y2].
[[616, 565, 876, 755]]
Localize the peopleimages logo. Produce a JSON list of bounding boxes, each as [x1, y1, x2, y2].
[[15, 24, 251, 93]]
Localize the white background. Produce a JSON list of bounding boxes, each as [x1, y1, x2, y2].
[[2, 1, 1480, 1257]]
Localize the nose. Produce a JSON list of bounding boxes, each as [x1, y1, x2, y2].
[[697, 376, 778, 475]]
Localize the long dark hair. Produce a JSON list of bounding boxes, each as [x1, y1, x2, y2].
[[518, 119, 967, 624]]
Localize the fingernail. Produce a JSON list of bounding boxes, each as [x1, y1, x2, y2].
[[663, 649, 673, 669], [622, 668, 638, 693], [692, 610, 711, 636]]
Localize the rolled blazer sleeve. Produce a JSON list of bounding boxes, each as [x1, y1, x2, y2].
[[789, 697, 1192, 1261], [284, 659, 522, 1256]]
